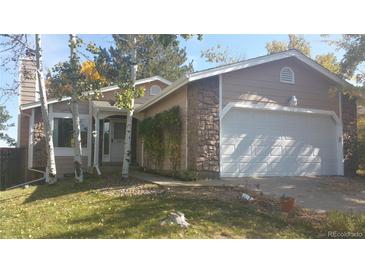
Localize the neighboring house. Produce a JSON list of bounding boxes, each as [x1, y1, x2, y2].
[[17, 49, 357, 179]]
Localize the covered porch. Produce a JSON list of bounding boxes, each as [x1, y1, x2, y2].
[[90, 101, 141, 174]]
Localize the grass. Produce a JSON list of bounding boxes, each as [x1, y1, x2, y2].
[[0, 176, 364, 239]]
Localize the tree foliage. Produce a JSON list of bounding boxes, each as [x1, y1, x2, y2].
[[0, 106, 15, 146], [265, 40, 288, 54], [201, 44, 244, 65], [0, 35, 33, 99], [321, 34, 365, 101], [91, 34, 197, 84], [47, 52, 108, 100], [90, 34, 201, 111], [315, 53, 341, 75], [266, 35, 342, 75], [328, 35, 365, 84], [266, 34, 311, 56]]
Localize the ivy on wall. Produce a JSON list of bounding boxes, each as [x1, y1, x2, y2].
[[139, 106, 181, 172]]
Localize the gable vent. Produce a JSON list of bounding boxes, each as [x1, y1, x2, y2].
[[280, 67, 295, 84]]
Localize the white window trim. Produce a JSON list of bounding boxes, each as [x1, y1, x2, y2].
[[280, 66, 295, 84], [51, 112, 90, 157]]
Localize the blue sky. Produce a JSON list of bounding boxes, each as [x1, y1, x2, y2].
[[0, 34, 343, 146]]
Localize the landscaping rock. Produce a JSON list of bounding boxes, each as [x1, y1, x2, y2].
[[161, 211, 190, 228], [240, 193, 254, 201], [99, 183, 165, 197]]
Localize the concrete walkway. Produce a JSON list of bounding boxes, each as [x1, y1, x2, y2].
[[130, 171, 365, 213], [130, 171, 230, 187]]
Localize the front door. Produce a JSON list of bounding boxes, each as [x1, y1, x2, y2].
[[110, 121, 125, 162]]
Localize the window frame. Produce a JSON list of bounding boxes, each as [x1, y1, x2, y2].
[[50, 112, 90, 157]]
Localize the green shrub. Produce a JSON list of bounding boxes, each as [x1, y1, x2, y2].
[[139, 106, 181, 171], [176, 170, 199, 181]]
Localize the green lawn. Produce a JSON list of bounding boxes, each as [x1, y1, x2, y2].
[[0, 176, 364, 239]]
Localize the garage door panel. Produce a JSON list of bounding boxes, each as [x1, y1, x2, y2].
[[221, 108, 339, 177], [235, 141, 252, 155], [253, 145, 270, 156], [240, 162, 268, 176], [296, 156, 322, 163], [221, 155, 253, 163], [270, 146, 282, 156], [221, 162, 240, 173], [221, 144, 235, 154]]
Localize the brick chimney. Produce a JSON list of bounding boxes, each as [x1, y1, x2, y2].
[[19, 57, 38, 105]]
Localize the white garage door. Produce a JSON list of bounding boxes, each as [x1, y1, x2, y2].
[[221, 107, 340, 177]]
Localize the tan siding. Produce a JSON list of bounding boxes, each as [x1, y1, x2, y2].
[[19, 58, 37, 105], [139, 85, 187, 170], [19, 109, 31, 148], [222, 57, 340, 116], [55, 156, 88, 178], [135, 80, 169, 105], [53, 101, 88, 114], [101, 80, 168, 105]]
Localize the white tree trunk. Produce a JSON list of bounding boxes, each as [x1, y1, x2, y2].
[[70, 34, 83, 183], [35, 34, 57, 184], [121, 37, 137, 179]]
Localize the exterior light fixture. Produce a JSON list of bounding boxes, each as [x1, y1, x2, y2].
[[289, 95, 298, 107]]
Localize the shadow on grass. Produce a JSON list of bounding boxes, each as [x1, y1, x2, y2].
[[23, 175, 115, 204], [43, 193, 317, 239]]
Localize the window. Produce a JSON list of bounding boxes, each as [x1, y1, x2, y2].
[[280, 67, 295, 84], [103, 120, 110, 155], [53, 118, 88, 147], [149, 85, 161, 95]]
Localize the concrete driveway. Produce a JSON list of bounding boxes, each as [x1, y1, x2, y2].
[[131, 171, 365, 213], [222, 176, 365, 213]]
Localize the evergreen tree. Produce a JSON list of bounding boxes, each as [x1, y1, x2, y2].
[[0, 106, 15, 146]]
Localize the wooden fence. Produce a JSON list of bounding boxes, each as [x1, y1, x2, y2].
[[0, 147, 27, 190]]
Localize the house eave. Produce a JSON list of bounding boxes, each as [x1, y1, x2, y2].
[[19, 75, 171, 111], [136, 49, 350, 113], [136, 76, 189, 112], [188, 49, 349, 86]]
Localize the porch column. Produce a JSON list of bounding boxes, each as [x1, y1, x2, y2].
[[87, 98, 92, 168], [93, 114, 101, 175]]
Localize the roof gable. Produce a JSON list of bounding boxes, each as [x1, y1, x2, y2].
[[138, 49, 348, 112], [19, 75, 172, 110], [188, 49, 347, 85]]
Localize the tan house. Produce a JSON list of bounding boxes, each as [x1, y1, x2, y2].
[[17, 49, 357, 179]]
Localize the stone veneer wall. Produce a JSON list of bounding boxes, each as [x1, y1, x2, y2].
[[187, 76, 220, 178], [342, 94, 358, 176], [33, 107, 47, 168]]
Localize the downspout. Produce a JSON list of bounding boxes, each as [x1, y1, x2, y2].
[[6, 169, 45, 190]]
